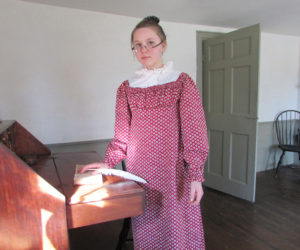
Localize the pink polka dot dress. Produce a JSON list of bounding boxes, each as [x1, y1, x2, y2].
[[104, 72, 209, 249]]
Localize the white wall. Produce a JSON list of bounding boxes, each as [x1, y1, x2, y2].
[[0, 0, 229, 144], [259, 33, 300, 122], [0, 0, 299, 144], [298, 41, 300, 110], [0, 0, 137, 144]]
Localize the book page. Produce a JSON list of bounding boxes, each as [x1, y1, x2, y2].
[[73, 164, 103, 185]]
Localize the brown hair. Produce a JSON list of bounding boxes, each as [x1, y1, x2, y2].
[[131, 16, 167, 48]]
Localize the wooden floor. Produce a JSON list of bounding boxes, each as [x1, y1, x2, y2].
[[69, 167, 300, 250]]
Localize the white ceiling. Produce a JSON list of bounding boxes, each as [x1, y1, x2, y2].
[[22, 0, 300, 37]]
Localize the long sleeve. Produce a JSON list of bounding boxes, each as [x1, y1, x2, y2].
[[180, 74, 209, 182], [104, 82, 131, 168]]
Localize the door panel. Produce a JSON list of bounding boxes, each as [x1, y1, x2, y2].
[[209, 129, 224, 176], [202, 24, 260, 202], [232, 65, 251, 114], [209, 69, 225, 113], [231, 132, 248, 184]]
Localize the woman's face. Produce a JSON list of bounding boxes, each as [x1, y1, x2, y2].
[[132, 27, 166, 70]]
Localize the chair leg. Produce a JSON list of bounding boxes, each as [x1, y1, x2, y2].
[[276, 150, 285, 175], [116, 218, 131, 250]]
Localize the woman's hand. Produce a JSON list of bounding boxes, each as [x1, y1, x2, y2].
[[79, 162, 109, 174], [189, 181, 204, 206]]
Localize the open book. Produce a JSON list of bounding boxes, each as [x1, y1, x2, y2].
[[74, 165, 103, 185], [74, 164, 147, 185]]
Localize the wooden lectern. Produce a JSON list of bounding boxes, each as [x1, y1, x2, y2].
[[0, 121, 144, 250]]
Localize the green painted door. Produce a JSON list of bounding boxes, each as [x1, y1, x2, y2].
[[202, 24, 260, 202]]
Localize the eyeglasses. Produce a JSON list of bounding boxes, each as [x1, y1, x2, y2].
[[132, 40, 164, 53]]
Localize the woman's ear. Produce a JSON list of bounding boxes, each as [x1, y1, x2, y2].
[[162, 41, 167, 53]]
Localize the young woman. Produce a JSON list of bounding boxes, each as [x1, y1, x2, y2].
[[81, 16, 209, 249]]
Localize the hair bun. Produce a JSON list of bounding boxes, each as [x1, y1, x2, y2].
[[144, 16, 160, 24], [131, 15, 166, 46]]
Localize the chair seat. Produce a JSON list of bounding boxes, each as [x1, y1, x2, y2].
[[279, 144, 300, 153]]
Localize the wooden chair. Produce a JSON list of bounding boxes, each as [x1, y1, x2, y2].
[[275, 110, 300, 174]]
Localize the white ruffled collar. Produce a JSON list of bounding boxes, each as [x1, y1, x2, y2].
[[129, 61, 181, 88]]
